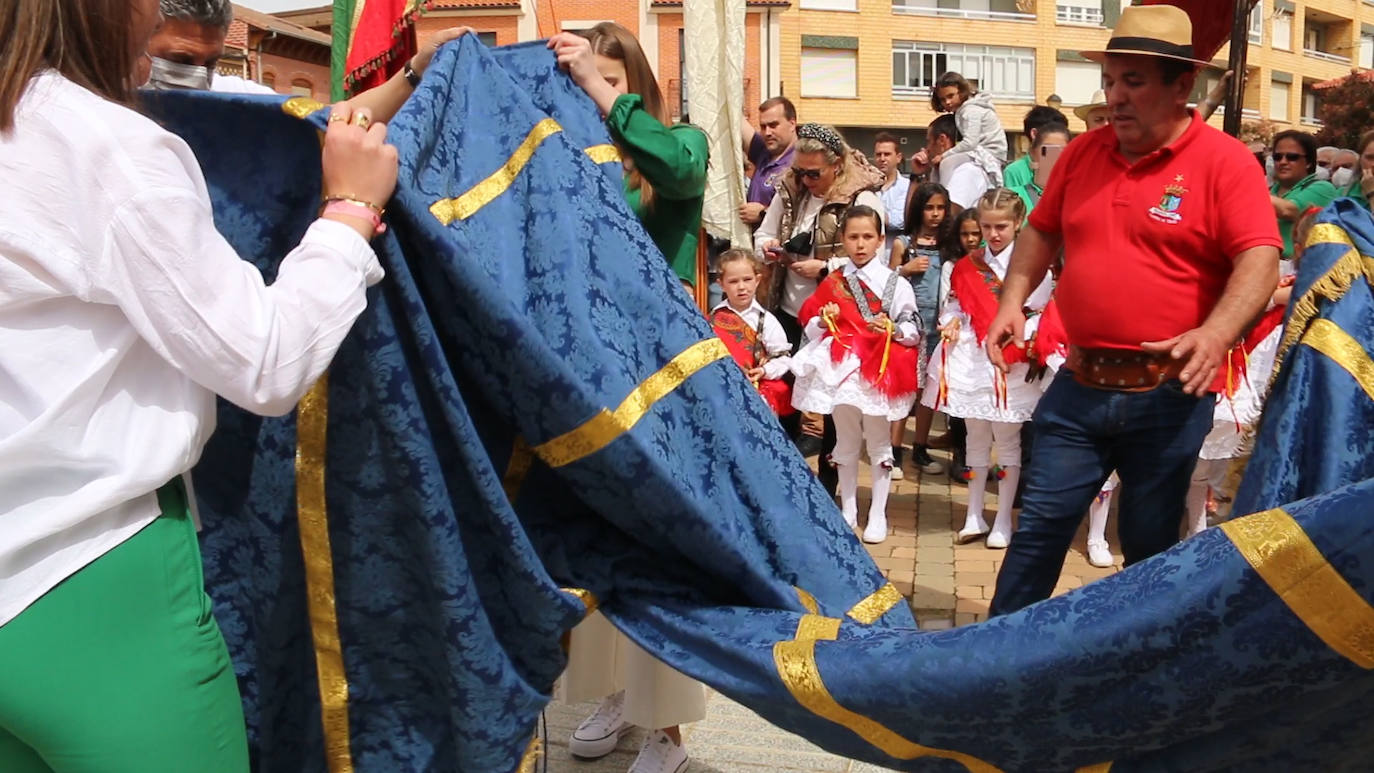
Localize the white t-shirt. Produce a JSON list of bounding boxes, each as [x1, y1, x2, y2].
[[210, 74, 279, 96], [0, 70, 382, 628], [944, 162, 992, 211]]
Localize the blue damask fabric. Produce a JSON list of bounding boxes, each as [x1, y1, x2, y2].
[[1234, 199, 1374, 514], [143, 38, 1374, 773]]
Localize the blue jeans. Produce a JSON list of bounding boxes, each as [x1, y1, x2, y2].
[[989, 369, 1213, 616]]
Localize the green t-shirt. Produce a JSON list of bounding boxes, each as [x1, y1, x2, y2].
[[1003, 155, 1032, 190], [606, 94, 709, 285], [1011, 182, 1042, 214], [1271, 173, 1339, 258]]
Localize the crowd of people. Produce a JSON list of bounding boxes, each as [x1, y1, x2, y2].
[[0, 0, 1363, 772]]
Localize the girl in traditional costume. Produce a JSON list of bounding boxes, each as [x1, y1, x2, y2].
[[711, 249, 794, 417], [792, 206, 923, 544], [921, 189, 1053, 549]]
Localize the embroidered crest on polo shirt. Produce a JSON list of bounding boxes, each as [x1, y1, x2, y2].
[[1149, 174, 1188, 224]]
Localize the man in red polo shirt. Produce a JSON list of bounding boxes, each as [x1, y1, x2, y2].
[[985, 5, 1280, 615]]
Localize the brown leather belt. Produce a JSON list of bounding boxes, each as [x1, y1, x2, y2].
[[1065, 346, 1186, 392]]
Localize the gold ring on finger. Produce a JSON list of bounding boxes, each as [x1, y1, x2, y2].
[[352, 113, 372, 129], [328, 113, 347, 123]]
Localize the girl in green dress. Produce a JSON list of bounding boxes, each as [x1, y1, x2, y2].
[[548, 22, 707, 773], [550, 23, 709, 292]]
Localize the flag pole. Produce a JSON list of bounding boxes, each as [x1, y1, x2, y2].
[[1222, 0, 1250, 137]]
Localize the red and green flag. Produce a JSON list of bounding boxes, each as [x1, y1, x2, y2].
[[331, 0, 432, 100]]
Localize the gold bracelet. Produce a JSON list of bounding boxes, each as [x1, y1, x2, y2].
[[320, 195, 384, 215]]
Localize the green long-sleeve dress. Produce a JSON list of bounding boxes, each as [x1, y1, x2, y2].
[[604, 93, 709, 285]]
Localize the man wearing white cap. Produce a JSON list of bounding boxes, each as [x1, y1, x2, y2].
[[1074, 90, 1109, 131], [985, 5, 1280, 615]]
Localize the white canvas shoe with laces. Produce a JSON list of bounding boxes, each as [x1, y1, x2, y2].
[[628, 729, 688, 773], [569, 691, 630, 760]]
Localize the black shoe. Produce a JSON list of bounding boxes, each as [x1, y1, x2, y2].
[[795, 434, 823, 458], [912, 446, 944, 475]]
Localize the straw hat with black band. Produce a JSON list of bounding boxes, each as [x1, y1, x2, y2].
[[1079, 5, 1211, 67], [1073, 90, 1107, 122]]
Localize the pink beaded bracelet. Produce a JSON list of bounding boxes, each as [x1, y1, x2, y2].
[[320, 199, 387, 236]]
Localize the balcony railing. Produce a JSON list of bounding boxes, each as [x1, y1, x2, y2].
[[1303, 48, 1351, 64], [891, 3, 1035, 22], [893, 84, 1036, 102], [1056, 4, 1103, 25]]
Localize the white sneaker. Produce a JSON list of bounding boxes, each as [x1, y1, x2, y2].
[[890, 465, 905, 481], [628, 730, 688, 773], [569, 692, 630, 760], [1087, 538, 1114, 568]]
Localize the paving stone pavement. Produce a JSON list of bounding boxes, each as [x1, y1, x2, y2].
[[542, 425, 1124, 772]]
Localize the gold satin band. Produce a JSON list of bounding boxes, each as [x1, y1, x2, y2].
[[795, 586, 820, 615], [847, 583, 903, 625], [531, 338, 730, 468], [430, 118, 563, 225], [775, 592, 1000, 771], [295, 375, 356, 773], [1075, 763, 1113, 772], [584, 144, 622, 164], [1301, 319, 1374, 402], [515, 736, 543, 773], [561, 587, 600, 617], [282, 96, 328, 119], [1222, 508, 1374, 669], [1274, 224, 1374, 389]]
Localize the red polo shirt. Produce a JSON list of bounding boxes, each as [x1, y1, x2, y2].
[[1029, 111, 1281, 350]]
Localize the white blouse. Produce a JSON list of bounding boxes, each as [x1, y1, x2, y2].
[[0, 71, 382, 627]]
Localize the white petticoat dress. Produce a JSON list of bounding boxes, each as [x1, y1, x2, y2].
[[791, 266, 922, 421], [1199, 322, 1282, 461]]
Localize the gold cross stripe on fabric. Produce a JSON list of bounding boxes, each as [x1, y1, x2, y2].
[[429, 119, 623, 225], [531, 339, 729, 467], [1300, 319, 1374, 402], [774, 588, 1002, 772]]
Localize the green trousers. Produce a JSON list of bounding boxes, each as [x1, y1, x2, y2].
[[0, 481, 249, 773]]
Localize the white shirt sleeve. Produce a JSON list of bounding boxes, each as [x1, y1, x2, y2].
[[761, 312, 793, 379], [754, 195, 785, 255], [939, 290, 964, 327], [99, 186, 382, 416]]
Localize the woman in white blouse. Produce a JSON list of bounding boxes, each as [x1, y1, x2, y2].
[[0, 1, 396, 770]]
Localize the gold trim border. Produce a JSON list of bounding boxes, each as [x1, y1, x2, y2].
[[1221, 508, 1374, 669], [502, 436, 535, 503], [561, 587, 600, 617], [1301, 319, 1374, 402], [773, 593, 1000, 772], [532, 338, 730, 468], [431, 118, 564, 225], [584, 143, 621, 164], [295, 374, 356, 773], [846, 583, 903, 624], [282, 96, 328, 119], [1275, 224, 1374, 391]]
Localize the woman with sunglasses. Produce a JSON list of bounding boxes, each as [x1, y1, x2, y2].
[[752, 124, 884, 492], [1269, 130, 1338, 260]]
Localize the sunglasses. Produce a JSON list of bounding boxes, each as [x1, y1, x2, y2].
[[1272, 152, 1306, 163], [792, 167, 825, 180]]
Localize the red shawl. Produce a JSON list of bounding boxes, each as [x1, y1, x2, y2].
[[711, 308, 794, 416], [948, 249, 1029, 366], [798, 272, 920, 400], [1208, 304, 1287, 396]]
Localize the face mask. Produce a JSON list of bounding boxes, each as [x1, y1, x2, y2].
[[1314, 165, 1331, 182], [1332, 167, 1356, 189], [146, 56, 213, 91]]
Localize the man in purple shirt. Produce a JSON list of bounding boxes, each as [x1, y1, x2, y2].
[[739, 97, 798, 229]]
